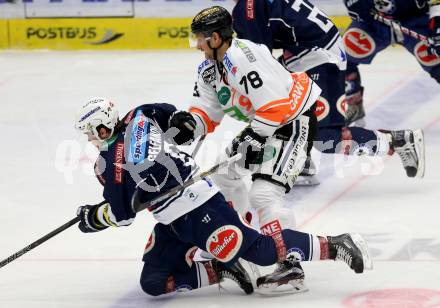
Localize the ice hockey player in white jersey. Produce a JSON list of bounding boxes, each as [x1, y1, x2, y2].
[[169, 6, 322, 294]]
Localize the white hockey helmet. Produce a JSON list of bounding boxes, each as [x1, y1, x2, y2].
[[75, 97, 119, 141]]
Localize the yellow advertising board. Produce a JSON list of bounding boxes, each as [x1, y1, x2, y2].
[[4, 16, 351, 50], [0, 20, 8, 49], [8, 18, 193, 50]]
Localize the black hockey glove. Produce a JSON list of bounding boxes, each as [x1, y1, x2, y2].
[[168, 111, 196, 145], [77, 201, 109, 233], [229, 127, 266, 170], [429, 16, 440, 57]]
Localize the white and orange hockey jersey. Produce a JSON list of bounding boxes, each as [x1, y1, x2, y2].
[[190, 38, 322, 138]]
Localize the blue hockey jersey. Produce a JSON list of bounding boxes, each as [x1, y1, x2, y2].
[[232, 0, 340, 55], [94, 103, 218, 225], [344, 0, 429, 22], [232, 0, 345, 72]]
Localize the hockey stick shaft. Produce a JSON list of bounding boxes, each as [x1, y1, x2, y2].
[[371, 11, 433, 44], [0, 216, 80, 269], [132, 154, 241, 213]]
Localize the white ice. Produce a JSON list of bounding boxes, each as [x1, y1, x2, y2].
[[0, 46, 439, 308]]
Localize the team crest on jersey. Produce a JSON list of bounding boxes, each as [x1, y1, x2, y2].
[[286, 247, 306, 262], [374, 0, 396, 14], [343, 28, 376, 58], [414, 41, 440, 66], [336, 95, 346, 117], [143, 229, 156, 255], [206, 225, 243, 262], [314, 96, 330, 122]]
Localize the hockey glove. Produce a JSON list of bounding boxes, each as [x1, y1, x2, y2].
[[429, 16, 440, 57], [77, 201, 109, 233], [229, 127, 266, 170], [168, 111, 196, 145]]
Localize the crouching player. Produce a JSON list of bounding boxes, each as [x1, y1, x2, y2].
[[74, 97, 372, 296]]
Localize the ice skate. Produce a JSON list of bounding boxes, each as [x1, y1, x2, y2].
[[256, 260, 308, 295], [211, 259, 254, 294], [295, 156, 320, 186], [328, 233, 373, 273], [390, 129, 425, 178]]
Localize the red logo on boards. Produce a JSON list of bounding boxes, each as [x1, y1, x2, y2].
[[206, 225, 243, 262], [414, 41, 440, 66], [343, 28, 375, 58], [337, 95, 346, 117], [314, 97, 330, 122]]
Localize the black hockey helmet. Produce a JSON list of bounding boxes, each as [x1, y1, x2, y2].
[[191, 6, 233, 40]]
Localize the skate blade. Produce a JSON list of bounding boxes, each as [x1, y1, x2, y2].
[[413, 129, 425, 179], [295, 175, 320, 186], [256, 280, 309, 296], [350, 233, 373, 271]]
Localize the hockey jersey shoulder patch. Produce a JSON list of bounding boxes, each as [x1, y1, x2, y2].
[[197, 59, 216, 84]]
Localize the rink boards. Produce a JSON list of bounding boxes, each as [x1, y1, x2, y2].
[[0, 16, 351, 50]]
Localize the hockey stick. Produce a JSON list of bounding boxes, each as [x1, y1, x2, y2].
[[132, 153, 242, 213], [371, 10, 433, 44], [0, 216, 80, 269]]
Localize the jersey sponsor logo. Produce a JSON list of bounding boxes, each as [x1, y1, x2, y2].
[[223, 52, 234, 72], [235, 40, 256, 63], [217, 86, 232, 106], [286, 247, 306, 262], [246, 0, 255, 20], [336, 95, 346, 117], [114, 142, 124, 184], [129, 110, 149, 164], [184, 246, 198, 267], [147, 124, 162, 162], [143, 229, 156, 255], [202, 65, 216, 84], [374, 0, 396, 14], [198, 59, 211, 75], [315, 96, 330, 122], [414, 41, 440, 66], [206, 225, 243, 263], [343, 28, 376, 58], [261, 220, 282, 236]]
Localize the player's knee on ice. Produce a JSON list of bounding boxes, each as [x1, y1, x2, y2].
[[140, 266, 169, 296]]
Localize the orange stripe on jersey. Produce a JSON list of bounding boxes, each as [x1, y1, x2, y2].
[[255, 72, 312, 124], [189, 107, 219, 133]]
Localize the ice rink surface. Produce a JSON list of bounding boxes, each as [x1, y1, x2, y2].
[[0, 46, 439, 308]]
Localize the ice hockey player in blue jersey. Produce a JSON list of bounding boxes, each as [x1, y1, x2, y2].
[[232, 0, 425, 182], [74, 97, 372, 296], [342, 0, 440, 123]]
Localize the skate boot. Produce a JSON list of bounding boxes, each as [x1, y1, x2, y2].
[[211, 259, 254, 294], [296, 156, 320, 186], [327, 233, 373, 274], [256, 260, 308, 295], [389, 129, 425, 178]]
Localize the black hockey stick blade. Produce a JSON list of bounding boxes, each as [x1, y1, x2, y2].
[[0, 216, 80, 269]]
